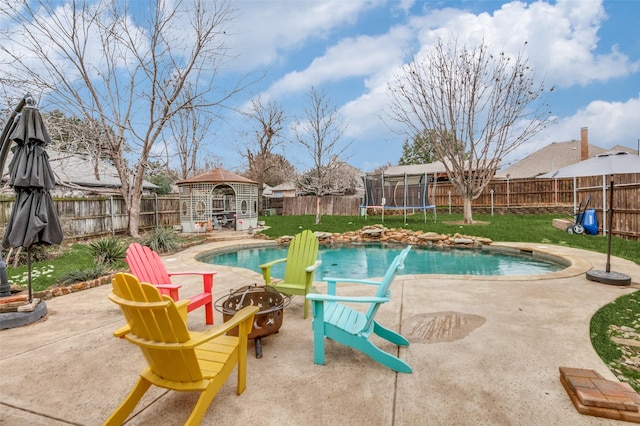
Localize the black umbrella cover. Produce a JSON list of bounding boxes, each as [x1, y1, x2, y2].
[[2, 106, 63, 249]]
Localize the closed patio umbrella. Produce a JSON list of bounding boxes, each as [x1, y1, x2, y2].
[[540, 151, 640, 285], [1, 96, 63, 302]]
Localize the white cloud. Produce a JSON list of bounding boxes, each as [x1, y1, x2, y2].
[[228, 1, 383, 71], [408, 0, 638, 88], [266, 30, 410, 98], [503, 95, 640, 166], [549, 96, 640, 149]]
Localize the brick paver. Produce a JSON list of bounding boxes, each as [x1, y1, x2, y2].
[[560, 366, 640, 423]]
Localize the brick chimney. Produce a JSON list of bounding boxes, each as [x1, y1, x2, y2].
[[580, 127, 589, 160]]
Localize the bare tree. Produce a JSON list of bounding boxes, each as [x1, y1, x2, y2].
[[0, 0, 249, 236], [388, 37, 553, 223], [43, 110, 113, 180], [294, 87, 350, 225], [161, 85, 217, 180], [298, 155, 360, 196], [238, 97, 289, 203]]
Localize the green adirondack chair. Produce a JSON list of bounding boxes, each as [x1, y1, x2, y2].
[[260, 230, 322, 319], [306, 246, 412, 373]]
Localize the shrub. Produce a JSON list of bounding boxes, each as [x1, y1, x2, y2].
[[60, 264, 107, 284], [141, 227, 180, 253], [88, 236, 127, 265]]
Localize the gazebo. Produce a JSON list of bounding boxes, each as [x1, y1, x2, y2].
[[176, 169, 259, 232]]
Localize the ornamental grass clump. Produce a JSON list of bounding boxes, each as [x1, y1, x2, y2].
[[89, 237, 127, 266], [60, 265, 108, 284], [88, 236, 127, 265], [141, 227, 180, 253]]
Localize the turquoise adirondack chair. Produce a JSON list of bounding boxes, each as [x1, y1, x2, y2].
[[306, 246, 412, 373], [260, 230, 322, 319]]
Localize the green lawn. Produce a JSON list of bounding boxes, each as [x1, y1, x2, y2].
[[591, 291, 640, 391], [257, 212, 640, 265]]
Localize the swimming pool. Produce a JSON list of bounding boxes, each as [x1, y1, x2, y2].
[[200, 243, 566, 279]]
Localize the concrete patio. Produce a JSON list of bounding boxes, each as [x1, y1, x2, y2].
[[1, 239, 639, 425]]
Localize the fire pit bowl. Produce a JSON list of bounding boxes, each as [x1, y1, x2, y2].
[[215, 284, 290, 358]]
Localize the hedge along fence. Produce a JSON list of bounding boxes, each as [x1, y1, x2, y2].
[[0, 195, 181, 241]]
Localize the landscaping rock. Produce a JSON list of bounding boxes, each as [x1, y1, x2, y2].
[[277, 226, 492, 248]]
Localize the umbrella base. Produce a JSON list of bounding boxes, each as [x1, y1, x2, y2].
[[0, 299, 48, 330], [586, 270, 631, 286]]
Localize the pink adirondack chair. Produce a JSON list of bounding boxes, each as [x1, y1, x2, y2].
[[125, 243, 216, 324]]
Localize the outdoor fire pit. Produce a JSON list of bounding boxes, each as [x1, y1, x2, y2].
[[215, 284, 290, 358]]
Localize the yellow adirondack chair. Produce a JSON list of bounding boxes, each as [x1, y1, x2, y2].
[[260, 229, 321, 319], [105, 273, 258, 426]]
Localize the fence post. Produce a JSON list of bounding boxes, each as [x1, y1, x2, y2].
[[490, 189, 494, 216], [448, 191, 451, 214], [110, 195, 115, 236], [155, 193, 159, 229]]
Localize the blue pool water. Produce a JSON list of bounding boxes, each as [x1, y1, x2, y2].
[[200, 243, 564, 279]]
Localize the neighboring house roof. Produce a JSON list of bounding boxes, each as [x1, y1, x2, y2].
[[0, 149, 158, 193], [263, 181, 297, 198], [382, 162, 448, 176], [270, 181, 297, 191], [382, 159, 494, 177], [609, 145, 638, 155], [499, 140, 608, 179], [176, 168, 257, 185], [45, 150, 156, 190]]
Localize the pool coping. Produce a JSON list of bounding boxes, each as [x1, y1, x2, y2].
[[191, 239, 593, 282]]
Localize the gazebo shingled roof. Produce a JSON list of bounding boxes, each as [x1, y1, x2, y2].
[[176, 168, 257, 185]]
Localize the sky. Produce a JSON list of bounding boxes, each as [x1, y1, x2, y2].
[[213, 0, 640, 173], [1, 0, 639, 175]]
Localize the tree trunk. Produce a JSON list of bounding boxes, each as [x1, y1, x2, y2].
[[128, 196, 141, 237], [315, 195, 321, 224], [463, 197, 474, 224]]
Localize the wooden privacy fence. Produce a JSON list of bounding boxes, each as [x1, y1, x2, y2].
[[0, 195, 181, 240], [281, 195, 361, 216], [0, 175, 637, 241], [432, 178, 576, 208], [566, 174, 640, 241], [276, 174, 639, 241], [424, 175, 639, 240]]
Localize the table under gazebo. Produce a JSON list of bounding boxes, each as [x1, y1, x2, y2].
[[176, 169, 259, 233]]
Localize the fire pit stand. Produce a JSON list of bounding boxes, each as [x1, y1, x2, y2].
[[215, 284, 290, 358]]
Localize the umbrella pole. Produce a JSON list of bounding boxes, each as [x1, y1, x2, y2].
[[586, 176, 630, 286], [605, 177, 614, 273], [28, 247, 33, 304]]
